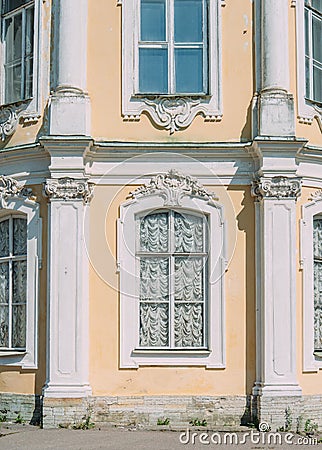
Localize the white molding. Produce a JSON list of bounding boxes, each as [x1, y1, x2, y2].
[[0, 0, 45, 139], [301, 196, 322, 372], [252, 177, 302, 396], [0, 177, 40, 369], [119, 171, 226, 368], [121, 0, 222, 133], [295, 0, 322, 129], [43, 178, 92, 398]]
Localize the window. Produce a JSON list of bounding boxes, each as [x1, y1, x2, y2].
[[118, 171, 226, 368], [313, 217, 322, 352], [138, 0, 208, 95], [305, 0, 322, 104], [138, 210, 208, 349], [0, 177, 41, 369], [1, 0, 34, 104], [0, 215, 27, 350], [301, 195, 322, 372], [121, 0, 222, 132]]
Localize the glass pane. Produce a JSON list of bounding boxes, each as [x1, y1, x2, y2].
[[25, 57, 33, 98], [12, 304, 26, 348], [25, 6, 34, 57], [0, 263, 9, 304], [139, 48, 168, 93], [0, 305, 9, 347], [139, 303, 169, 346], [305, 9, 309, 57], [174, 0, 203, 42], [306, 56, 311, 98], [312, 0, 322, 13], [140, 258, 169, 301], [5, 63, 22, 103], [13, 218, 27, 256], [12, 260, 27, 304], [3, 0, 29, 14], [175, 48, 204, 93], [0, 220, 9, 257], [4, 14, 22, 63], [141, 0, 166, 41], [313, 15, 322, 64], [140, 212, 168, 252], [174, 303, 203, 347], [174, 213, 204, 252], [313, 65, 322, 102], [174, 257, 204, 302], [313, 218, 322, 257], [314, 261, 322, 350]]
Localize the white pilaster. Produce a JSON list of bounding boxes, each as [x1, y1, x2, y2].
[[252, 176, 302, 397], [257, 0, 295, 136], [42, 178, 92, 398], [49, 0, 90, 136]]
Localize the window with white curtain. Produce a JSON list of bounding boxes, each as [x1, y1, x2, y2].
[[0, 215, 27, 350], [313, 217, 322, 352], [138, 210, 207, 349], [1, 0, 35, 104], [304, 0, 322, 104]]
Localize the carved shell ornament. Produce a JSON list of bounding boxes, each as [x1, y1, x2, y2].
[[130, 170, 218, 206]]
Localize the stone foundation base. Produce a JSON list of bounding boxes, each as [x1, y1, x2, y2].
[[42, 395, 248, 429], [252, 395, 322, 431], [0, 393, 41, 425]]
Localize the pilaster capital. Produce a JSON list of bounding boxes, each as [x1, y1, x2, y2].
[[251, 176, 302, 201], [44, 177, 93, 203]]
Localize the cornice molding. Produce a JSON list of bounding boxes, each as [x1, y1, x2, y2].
[[44, 178, 93, 203], [129, 169, 219, 206], [251, 176, 302, 201], [0, 175, 34, 208]]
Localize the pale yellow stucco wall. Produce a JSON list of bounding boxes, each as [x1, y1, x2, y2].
[[88, 184, 255, 396]]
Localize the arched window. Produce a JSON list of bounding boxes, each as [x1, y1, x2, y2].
[[118, 171, 226, 368]]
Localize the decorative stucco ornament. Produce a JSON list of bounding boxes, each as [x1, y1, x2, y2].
[[130, 169, 219, 206], [0, 175, 34, 208], [44, 177, 93, 203], [251, 176, 302, 201]]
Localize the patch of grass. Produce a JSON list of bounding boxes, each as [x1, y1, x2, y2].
[[189, 418, 207, 427], [72, 414, 95, 430], [157, 417, 170, 426], [304, 419, 318, 435], [0, 410, 7, 423], [15, 413, 24, 424]]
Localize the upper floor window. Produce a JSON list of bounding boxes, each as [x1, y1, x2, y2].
[[313, 216, 322, 352], [0, 215, 27, 350], [138, 0, 208, 95], [138, 210, 208, 349], [305, 0, 322, 105], [121, 0, 222, 133], [1, 0, 34, 104]]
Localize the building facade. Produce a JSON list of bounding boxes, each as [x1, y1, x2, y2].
[[0, 0, 322, 430]]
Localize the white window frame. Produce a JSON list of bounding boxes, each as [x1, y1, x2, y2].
[[0, 0, 43, 139], [0, 195, 41, 369], [301, 195, 322, 372], [118, 187, 226, 368], [120, 0, 222, 133], [296, 0, 322, 129]]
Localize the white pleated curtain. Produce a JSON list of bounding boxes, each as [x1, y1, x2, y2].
[[313, 217, 322, 351], [138, 211, 206, 348]]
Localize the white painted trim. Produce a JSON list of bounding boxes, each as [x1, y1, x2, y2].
[[118, 178, 226, 368], [295, 0, 322, 128], [121, 0, 222, 133], [0, 197, 40, 369], [301, 196, 322, 372]]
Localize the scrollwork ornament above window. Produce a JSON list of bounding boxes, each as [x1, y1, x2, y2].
[[251, 176, 302, 201], [0, 103, 40, 141], [0, 175, 34, 208], [44, 178, 93, 203], [130, 170, 219, 206]]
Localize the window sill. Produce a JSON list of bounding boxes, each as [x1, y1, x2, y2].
[[0, 350, 26, 357], [132, 349, 211, 356]]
